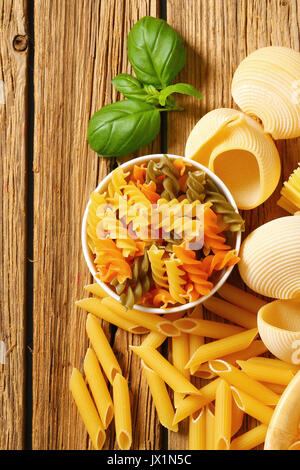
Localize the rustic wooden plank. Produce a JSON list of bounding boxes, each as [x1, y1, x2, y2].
[[33, 0, 161, 450], [0, 0, 28, 450], [166, 0, 300, 449]]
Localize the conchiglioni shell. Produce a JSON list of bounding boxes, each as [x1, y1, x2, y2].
[[257, 299, 300, 364], [239, 215, 300, 299], [232, 46, 300, 140], [185, 108, 281, 210], [265, 371, 300, 450]]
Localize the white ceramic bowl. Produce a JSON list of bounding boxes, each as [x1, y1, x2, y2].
[[82, 154, 241, 314]]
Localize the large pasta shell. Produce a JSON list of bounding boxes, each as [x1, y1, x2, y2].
[[257, 299, 300, 364], [185, 108, 281, 210], [238, 215, 300, 299], [232, 46, 300, 140]]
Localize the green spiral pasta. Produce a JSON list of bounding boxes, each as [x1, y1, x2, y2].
[[186, 170, 206, 203], [204, 178, 245, 232], [146, 155, 180, 200], [117, 252, 153, 309]]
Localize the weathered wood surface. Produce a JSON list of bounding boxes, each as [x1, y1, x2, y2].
[[1, 0, 300, 450], [0, 0, 28, 450]]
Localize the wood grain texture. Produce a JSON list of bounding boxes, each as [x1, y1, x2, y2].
[[166, 0, 300, 449], [32, 0, 161, 450], [0, 0, 28, 450]]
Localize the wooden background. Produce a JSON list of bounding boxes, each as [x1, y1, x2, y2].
[[0, 0, 299, 450]]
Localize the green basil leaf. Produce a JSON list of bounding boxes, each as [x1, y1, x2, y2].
[[111, 73, 148, 101], [127, 16, 186, 88], [159, 83, 203, 106], [87, 100, 161, 157]]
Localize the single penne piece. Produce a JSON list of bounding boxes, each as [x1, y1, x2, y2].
[[209, 360, 280, 406], [83, 348, 114, 429], [174, 317, 244, 339], [76, 298, 148, 334], [70, 368, 106, 450], [84, 283, 109, 298], [141, 331, 166, 349], [247, 357, 300, 373], [203, 297, 257, 329], [230, 424, 268, 450], [218, 283, 267, 314], [101, 297, 180, 337], [86, 314, 122, 384], [231, 387, 274, 426], [130, 345, 200, 396], [142, 362, 178, 432], [205, 405, 215, 450], [113, 373, 132, 450], [260, 382, 287, 395], [173, 378, 221, 425], [215, 380, 232, 450], [231, 398, 244, 437], [188, 304, 204, 357], [186, 328, 258, 370], [189, 408, 205, 450], [219, 340, 268, 364], [172, 333, 190, 406], [236, 360, 295, 386]]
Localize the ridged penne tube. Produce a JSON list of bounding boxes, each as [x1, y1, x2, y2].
[[130, 346, 201, 396], [209, 360, 280, 405], [217, 283, 266, 314], [189, 409, 205, 450], [231, 387, 274, 425], [188, 305, 204, 358], [214, 380, 232, 450], [231, 399, 244, 437], [185, 108, 281, 210], [76, 298, 148, 334], [142, 362, 178, 432], [230, 424, 268, 450], [174, 317, 244, 339], [186, 328, 258, 369], [84, 283, 109, 298], [231, 46, 300, 140], [83, 348, 114, 429], [203, 297, 257, 329], [205, 405, 215, 450], [236, 360, 295, 386], [141, 331, 166, 349], [113, 373, 132, 450], [172, 334, 190, 407], [260, 382, 287, 395], [101, 297, 180, 337], [248, 357, 300, 373], [70, 368, 106, 450], [173, 378, 221, 425], [86, 314, 122, 385]]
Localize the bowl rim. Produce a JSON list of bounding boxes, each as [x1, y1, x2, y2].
[[81, 153, 242, 314]]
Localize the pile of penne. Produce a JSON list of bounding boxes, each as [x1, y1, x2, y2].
[[70, 283, 300, 450]]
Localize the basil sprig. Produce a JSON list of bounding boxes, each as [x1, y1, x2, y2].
[[88, 16, 202, 158]]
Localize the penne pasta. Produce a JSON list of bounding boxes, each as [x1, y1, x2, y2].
[[83, 348, 114, 429], [189, 409, 205, 450], [101, 296, 180, 337], [174, 317, 244, 339], [191, 362, 216, 379], [76, 297, 148, 334], [247, 357, 300, 373], [173, 378, 221, 425], [172, 333, 190, 406], [260, 382, 287, 395], [70, 368, 106, 450], [113, 373, 132, 450], [141, 331, 166, 349], [186, 328, 258, 369], [231, 398, 244, 437], [218, 283, 267, 314], [142, 362, 178, 432], [188, 305, 205, 358], [231, 387, 274, 425], [86, 314, 122, 385], [209, 360, 280, 405], [84, 283, 109, 298], [214, 380, 232, 450], [205, 405, 215, 450], [130, 345, 200, 396], [230, 424, 268, 450], [203, 297, 257, 329], [236, 360, 295, 386]]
